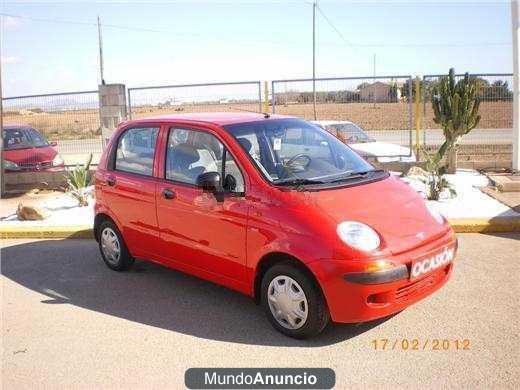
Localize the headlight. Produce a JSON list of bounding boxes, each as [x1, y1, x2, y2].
[[52, 154, 64, 166], [337, 221, 381, 252], [426, 204, 445, 225], [4, 160, 20, 170]]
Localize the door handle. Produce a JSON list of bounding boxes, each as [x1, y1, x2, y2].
[[106, 176, 116, 186], [162, 188, 176, 200]]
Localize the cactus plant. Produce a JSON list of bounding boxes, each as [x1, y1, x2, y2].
[[65, 153, 93, 206], [431, 68, 481, 173]]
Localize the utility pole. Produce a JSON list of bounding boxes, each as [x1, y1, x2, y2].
[[97, 15, 105, 85], [312, 0, 317, 120], [512, 0, 520, 172], [372, 53, 376, 109]]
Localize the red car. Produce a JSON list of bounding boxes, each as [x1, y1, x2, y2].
[[3, 125, 64, 172], [94, 113, 456, 338]]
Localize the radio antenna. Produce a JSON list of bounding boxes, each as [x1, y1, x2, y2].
[[228, 106, 270, 119]]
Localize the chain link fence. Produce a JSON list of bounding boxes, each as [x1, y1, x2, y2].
[[422, 73, 513, 169], [128, 81, 262, 119], [271, 76, 413, 157], [2, 91, 103, 167]]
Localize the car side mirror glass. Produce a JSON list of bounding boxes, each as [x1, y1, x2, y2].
[[50, 141, 58, 147], [223, 174, 237, 192], [196, 172, 224, 201]]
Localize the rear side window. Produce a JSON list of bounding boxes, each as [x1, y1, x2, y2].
[[115, 127, 159, 176]]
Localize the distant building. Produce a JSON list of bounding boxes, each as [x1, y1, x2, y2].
[[358, 81, 401, 103]]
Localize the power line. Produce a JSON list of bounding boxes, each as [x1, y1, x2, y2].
[[314, 6, 509, 48], [0, 12, 511, 48], [316, 5, 359, 51]]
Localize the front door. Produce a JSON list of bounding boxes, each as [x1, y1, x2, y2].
[[156, 126, 249, 282]]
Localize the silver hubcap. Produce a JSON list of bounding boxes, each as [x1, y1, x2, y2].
[[267, 275, 308, 330], [101, 227, 121, 265]]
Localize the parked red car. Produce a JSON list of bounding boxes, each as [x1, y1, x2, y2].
[[94, 113, 457, 338], [3, 125, 64, 172]]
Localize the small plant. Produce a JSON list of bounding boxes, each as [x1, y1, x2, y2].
[[431, 68, 481, 173], [65, 153, 93, 206], [419, 147, 456, 201]]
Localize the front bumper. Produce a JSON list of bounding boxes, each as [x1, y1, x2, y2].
[[308, 231, 457, 323]]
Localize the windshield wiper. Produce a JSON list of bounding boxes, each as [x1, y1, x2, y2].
[[327, 169, 386, 183], [275, 178, 326, 186]]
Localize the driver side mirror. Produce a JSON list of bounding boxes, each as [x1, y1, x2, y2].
[[50, 141, 58, 147], [196, 171, 224, 202]]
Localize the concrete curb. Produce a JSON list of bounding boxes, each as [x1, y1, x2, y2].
[[0, 225, 94, 239], [449, 217, 520, 233], [1, 218, 519, 239]]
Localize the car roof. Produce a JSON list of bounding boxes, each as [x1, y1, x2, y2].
[[124, 112, 295, 127], [312, 120, 354, 125]]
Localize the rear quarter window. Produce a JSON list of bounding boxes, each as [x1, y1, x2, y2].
[[115, 127, 159, 176]]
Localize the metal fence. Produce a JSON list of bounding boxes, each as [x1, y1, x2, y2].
[[271, 76, 414, 157], [422, 73, 513, 168], [2, 90, 103, 167], [128, 81, 262, 119]]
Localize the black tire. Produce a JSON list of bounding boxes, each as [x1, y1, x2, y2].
[[98, 220, 134, 271], [261, 262, 330, 339]]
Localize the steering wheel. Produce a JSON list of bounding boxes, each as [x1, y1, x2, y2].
[[286, 153, 311, 167], [279, 154, 312, 178]]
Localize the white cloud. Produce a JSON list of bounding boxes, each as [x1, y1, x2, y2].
[[1, 56, 20, 64]]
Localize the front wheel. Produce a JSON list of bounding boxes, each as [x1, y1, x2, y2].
[[261, 263, 330, 339]]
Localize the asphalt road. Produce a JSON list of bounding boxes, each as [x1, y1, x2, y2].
[[2, 233, 519, 388]]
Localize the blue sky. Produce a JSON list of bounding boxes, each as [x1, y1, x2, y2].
[[0, 0, 514, 96]]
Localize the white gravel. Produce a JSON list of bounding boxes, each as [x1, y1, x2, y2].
[[1, 189, 94, 227], [400, 169, 520, 219]]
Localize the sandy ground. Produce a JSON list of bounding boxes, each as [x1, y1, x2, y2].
[[1, 233, 519, 389]]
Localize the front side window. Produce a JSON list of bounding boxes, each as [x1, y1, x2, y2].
[[166, 128, 244, 193], [115, 127, 159, 176], [224, 119, 376, 186]]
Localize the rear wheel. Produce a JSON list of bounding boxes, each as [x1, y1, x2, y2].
[[98, 220, 134, 271], [261, 262, 329, 339]]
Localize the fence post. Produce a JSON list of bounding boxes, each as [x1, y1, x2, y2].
[[512, 0, 520, 172], [271, 81, 276, 114], [99, 83, 127, 147], [414, 76, 422, 161], [263, 81, 269, 113]]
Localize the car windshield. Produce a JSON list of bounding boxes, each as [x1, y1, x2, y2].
[[3, 128, 49, 150], [224, 118, 375, 185], [325, 123, 372, 143]]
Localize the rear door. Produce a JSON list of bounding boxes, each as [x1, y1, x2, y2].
[[155, 125, 249, 282], [100, 125, 161, 259]]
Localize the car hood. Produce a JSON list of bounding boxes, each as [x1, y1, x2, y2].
[[349, 141, 411, 158], [4, 146, 57, 164], [304, 176, 449, 255]]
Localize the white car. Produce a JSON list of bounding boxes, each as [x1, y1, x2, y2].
[[312, 120, 415, 163]]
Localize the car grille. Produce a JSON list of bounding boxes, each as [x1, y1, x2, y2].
[[18, 161, 53, 170], [394, 265, 450, 303]]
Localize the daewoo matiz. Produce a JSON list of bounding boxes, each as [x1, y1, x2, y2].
[[94, 112, 457, 338]]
